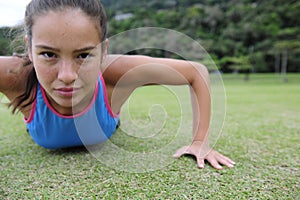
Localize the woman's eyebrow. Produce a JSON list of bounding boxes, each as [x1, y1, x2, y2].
[[35, 45, 60, 52], [74, 46, 97, 53], [34, 45, 97, 53]]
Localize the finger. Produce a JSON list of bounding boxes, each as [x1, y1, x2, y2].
[[217, 156, 234, 168], [226, 157, 236, 165], [217, 155, 235, 168], [173, 146, 189, 158], [213, 151, 235, 165], [196, 157, 205, 169], [206, 156, 223, 170]]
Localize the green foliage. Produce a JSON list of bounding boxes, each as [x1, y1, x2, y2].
[[0, 26, 24, 55], [1, 0, 299, 72], [0, 27, 12, 55], [249, 52, 268, 72], [103, 0, 299, 73]]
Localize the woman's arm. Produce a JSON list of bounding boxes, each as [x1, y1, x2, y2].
[[0, 56, 30, 101], [104, 54, 235, 170]]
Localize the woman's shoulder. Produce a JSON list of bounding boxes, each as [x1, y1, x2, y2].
[[102, 54, 150, 85]]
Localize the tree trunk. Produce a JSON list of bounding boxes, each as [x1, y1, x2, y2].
[[275, 52, 280, 74], [281, 49, 288, 82]]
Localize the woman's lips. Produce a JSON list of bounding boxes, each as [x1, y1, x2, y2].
[[55, 87, 80, 97]]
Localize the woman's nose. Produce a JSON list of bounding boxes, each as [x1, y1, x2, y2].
[[57, 60, 78, 84]]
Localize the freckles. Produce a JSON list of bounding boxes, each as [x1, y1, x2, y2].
[[80, 69, 99, 85], [80, 69, 95, 80], [35, 66, 57, 82]]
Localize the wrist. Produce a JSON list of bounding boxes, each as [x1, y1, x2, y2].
[[192, 139, 209, 147]]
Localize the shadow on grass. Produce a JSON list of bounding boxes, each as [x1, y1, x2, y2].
[[45, 146, 89, 156]]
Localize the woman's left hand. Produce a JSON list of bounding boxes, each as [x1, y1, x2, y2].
[[173, 141, 235, 170]]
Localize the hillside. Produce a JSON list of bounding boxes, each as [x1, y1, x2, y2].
[[0, 0, 299, 72]]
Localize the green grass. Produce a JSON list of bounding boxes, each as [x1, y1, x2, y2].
[[0, 74, 299, 199]]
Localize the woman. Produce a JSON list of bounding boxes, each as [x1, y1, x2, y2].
[[0, 0, 234, 170]]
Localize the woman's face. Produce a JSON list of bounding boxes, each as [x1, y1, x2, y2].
[[28, 9, 105, 115]]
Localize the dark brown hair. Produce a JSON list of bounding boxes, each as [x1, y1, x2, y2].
[[10, 0, 107, 113]]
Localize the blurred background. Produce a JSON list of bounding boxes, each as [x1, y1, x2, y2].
[[0, 0, 299, 76]]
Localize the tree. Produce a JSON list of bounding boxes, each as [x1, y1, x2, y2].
[[274, 40, 300, 82], [221, 56, 252, 81]]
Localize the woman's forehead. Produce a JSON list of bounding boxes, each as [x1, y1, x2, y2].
[[31, 9, 102, 49]]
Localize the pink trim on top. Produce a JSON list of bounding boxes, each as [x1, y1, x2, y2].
[[99, 73, 120, 118], [24, 85, 37, 123], [41, 82, 99, 119]]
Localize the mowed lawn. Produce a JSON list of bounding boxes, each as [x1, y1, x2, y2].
[[0, 74, 299, 199]]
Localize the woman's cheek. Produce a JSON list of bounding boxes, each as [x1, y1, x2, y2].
[[79, 66, 99, 82], [35, 64, 57, 84]]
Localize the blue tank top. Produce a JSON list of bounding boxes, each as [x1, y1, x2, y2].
[[25, 74, 119, 149]]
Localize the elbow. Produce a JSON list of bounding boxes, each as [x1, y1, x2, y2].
[[190, 62, 210, 85]]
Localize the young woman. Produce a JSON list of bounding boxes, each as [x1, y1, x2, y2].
[[0, 0, 234, 170]]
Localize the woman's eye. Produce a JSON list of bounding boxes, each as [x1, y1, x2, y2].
[[78, 53, 91, 59], [41, 52, 57, 58]]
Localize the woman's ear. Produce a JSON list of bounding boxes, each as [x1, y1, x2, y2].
[[25, 35, 33, 62], [101, 39, 109, 63]]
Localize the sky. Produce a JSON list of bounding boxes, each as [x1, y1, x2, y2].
[[0, 0, 31, 27]]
